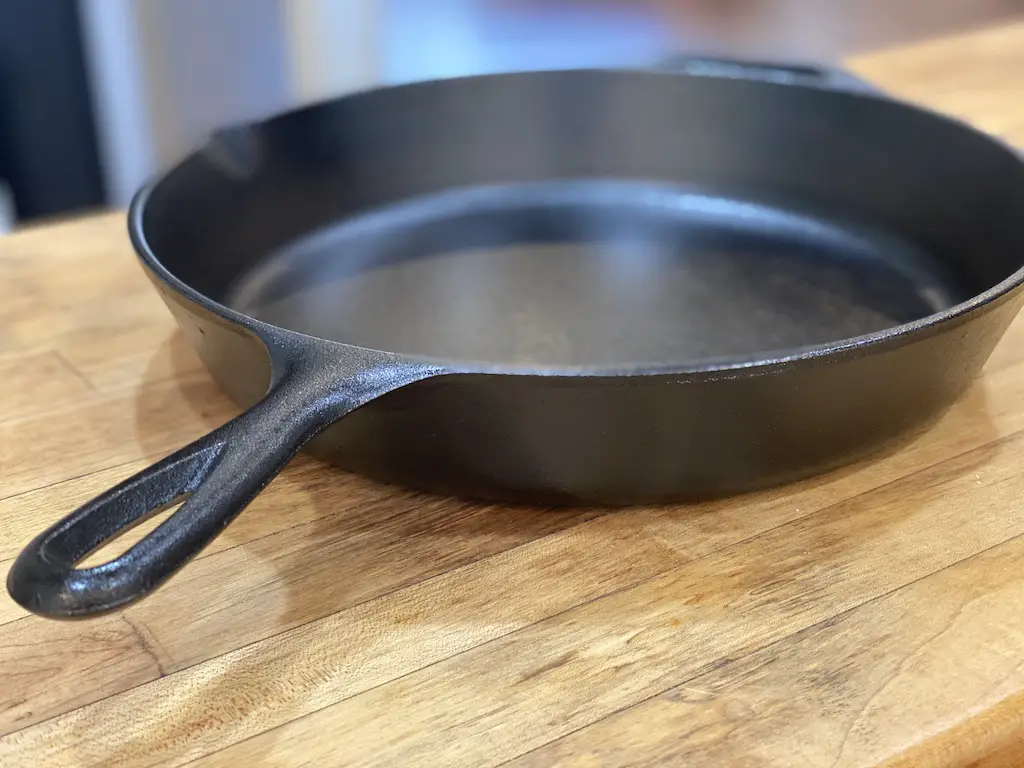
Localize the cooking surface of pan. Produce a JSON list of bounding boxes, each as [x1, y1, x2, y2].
[[144, 69, 1024, 371], [224, 180, 962, 367]]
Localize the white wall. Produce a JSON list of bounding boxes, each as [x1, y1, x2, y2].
[[0, 182, 13, 234], [78, 0, 158, 207], [79, 0, 378, 207], [283, 0, 379, 105], [141, 0, 293, 165]]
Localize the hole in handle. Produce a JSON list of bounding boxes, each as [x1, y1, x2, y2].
[[78, 497, 188, 569]]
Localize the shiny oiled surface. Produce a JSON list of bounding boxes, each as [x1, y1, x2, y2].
[[4, 22, 1024, 768], [227, 184, 955, 366]]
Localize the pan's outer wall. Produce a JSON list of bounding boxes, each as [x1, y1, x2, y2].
[[149, 269, 1024, 505]]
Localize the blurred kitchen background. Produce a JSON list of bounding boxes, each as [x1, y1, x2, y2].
[[1, 0, 1022, 232]]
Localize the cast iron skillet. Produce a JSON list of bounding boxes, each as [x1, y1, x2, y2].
[[9, 56, 1024, 620]]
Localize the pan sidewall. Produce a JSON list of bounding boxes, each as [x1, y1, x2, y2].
[[303, 290, 1024, 505]]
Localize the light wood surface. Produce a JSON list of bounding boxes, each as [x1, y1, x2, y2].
[[3, 21, 1024, 768]]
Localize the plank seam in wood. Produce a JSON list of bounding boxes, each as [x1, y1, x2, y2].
[[50, 350, 98, 394], [121, 615, 168, 678], [0, 368, 219, 431]]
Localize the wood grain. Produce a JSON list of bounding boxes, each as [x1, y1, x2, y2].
[[3, 19, 1024, 768], [183, 429, 1024, 767], [0, 352, 96, 423], [508, 533, 1024, 768], [124, 493, 601, 672], [0, 517, 681, 767], [883, 690, 1024, 768], [0, 615, 160, 737], [0, 373, 229, 500]]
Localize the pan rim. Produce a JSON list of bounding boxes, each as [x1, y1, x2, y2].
[[127, 68, 1024, 378]]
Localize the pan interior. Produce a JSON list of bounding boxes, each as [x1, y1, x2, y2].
[[223, 180, 964, 367]]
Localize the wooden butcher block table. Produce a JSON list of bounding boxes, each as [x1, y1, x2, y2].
[[4, 22, 1024, 768]]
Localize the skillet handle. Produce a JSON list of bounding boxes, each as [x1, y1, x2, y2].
[[656, 53, 880, 95], [7, 348, 440, 619]]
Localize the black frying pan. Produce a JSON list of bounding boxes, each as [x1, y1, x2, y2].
[[10, 56, 1024, 620]]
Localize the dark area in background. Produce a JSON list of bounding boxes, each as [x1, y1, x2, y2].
[[0, 0, 104, 222]]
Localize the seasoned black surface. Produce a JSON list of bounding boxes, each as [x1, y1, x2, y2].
[[225, 181, 961, 366], [145, 69, 1024, 369]]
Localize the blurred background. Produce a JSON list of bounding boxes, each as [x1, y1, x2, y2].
[[1, 0, 1021, 232]]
